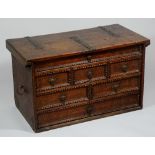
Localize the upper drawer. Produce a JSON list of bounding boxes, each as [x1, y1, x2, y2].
[[36, 72, 68, 90], [35, 45, 141, 74], [110, 59, 141, 78]]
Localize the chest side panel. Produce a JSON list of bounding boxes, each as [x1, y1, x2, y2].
[[12, 56, 36, 131]]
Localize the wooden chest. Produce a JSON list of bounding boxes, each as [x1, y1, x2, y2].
[[6, 24, 150, 132]]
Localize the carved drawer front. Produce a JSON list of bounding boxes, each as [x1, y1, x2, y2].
[[74, 65, 106, 83], [36, 72, 68, 90], [37, 94, 139, 129], [36, 87, 88, 110], [110, 59, 141, 78], [93, 77, 140, 99]]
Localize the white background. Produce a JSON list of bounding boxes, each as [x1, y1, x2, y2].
[[0, 18, 155, 137]]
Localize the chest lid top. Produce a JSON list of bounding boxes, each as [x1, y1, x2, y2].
[[6, 24, 150, 66]]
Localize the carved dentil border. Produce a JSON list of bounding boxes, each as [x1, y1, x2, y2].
[[36, 71, 141, 96], [35, 45, 141, 73]]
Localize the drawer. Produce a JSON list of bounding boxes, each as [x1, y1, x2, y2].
[[37, 94, 140, 129], [111, 59, 141, 77], [93, 76, 140, 99], [36, 87, 88, 110], [36, 72, 69, 90], [74, 65, 106, 83]]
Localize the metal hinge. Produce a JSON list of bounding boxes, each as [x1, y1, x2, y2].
[[25, 37, 43, 49], [70, 36, 94, 51], [98, 26, 120, 37]]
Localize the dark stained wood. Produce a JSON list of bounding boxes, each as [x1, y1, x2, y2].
[[6, 24, 150, 132]]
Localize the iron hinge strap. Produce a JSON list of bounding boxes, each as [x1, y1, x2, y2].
[[70, 36, 94, 51], [25, 37, 43, 49]]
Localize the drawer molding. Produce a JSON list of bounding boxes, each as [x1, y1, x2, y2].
[[35, 57, 141, 94], [35, 52, 141, 77], [36, 72, 141, 96]]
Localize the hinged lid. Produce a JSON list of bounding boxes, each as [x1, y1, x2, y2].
[[6, 24, 150, 66]]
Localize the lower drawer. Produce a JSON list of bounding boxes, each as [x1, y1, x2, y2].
[[37, 94, 140, 129]]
